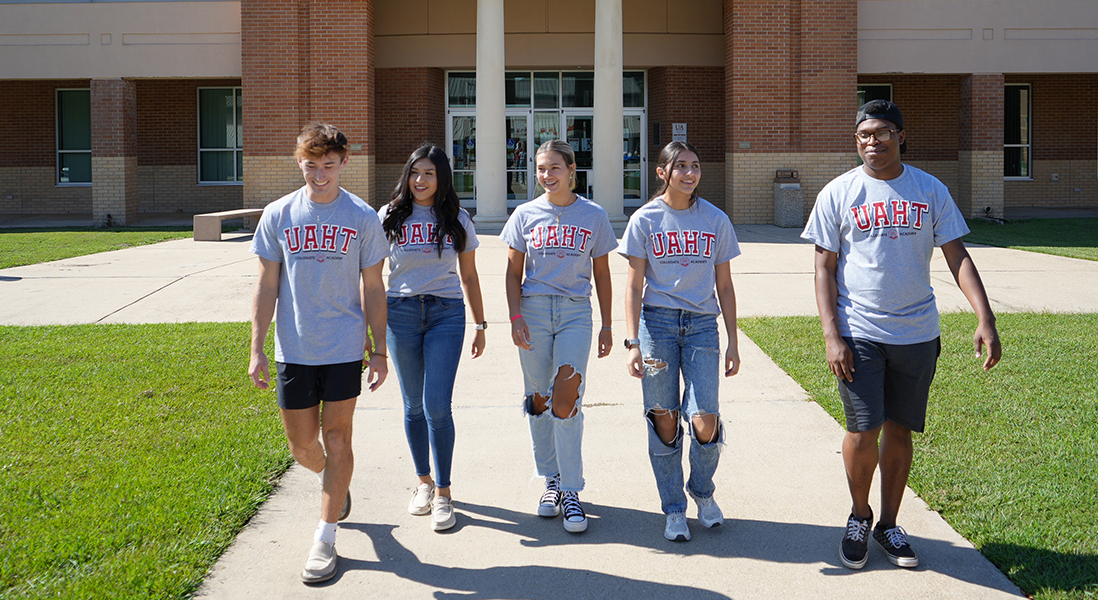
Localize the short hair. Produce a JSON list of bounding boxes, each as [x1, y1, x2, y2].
[[295, 122, 350, 160], [535, 140, 577, 191]]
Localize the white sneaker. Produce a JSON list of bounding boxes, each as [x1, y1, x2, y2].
[[538, 474, 562, 517], [300, 541, 337, 584], [431, 496, 456, 531], [664, 512, 690, 542], [692, 494, 725, 528], [561, 491, 588, 533], [408, 483, 434, 516]]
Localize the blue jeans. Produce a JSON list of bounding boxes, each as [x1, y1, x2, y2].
[[386, 295, 466, 489], [639, 305, 723, 515], [518, 295, 592, 492]]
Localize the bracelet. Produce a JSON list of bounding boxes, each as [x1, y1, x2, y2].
[[601, 326, 613, 331], [510, 314, 523, 322], [370, 352, 388, 359]]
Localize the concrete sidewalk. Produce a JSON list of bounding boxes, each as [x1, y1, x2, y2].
[[6, 226, 1095, 598]]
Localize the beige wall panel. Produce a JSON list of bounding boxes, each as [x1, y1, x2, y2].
[[375, 35, 477, 69], [376, 0, 429, 36], [624, 0, 668, 33], [666, 0, 723, 35], [428, 0, 477, 34], [546, 0, 595, 33], [505, 0, 547, 33], [859, 0, 1098, 73], [624, 34, 724, 67], [0, 2, 240, 79], [506, 34, 594, 67]]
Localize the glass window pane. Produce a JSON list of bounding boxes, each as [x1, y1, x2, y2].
[[199, 88, 234, 149], [59, 152, 91, 184], [507, 116, 527, 169], [201, 151, 236, 182], [505, 72, 531, 107], [448, 72, 476, 107], [624, 171, 641, 199], [566, 116, 593, 169], [236, 150, 244, 182], [624, 115, 641, 168], [623, 72, 644, 108], [857, 84, 892, 105], [1005, 86, 1030, 145], [452, 116, 476, 170], [235, 90, 243, 149], [57, 90, 91, 151], [562, 73, 594, 108], [533, 112, 559, 148], [453, 171, 475, 200], [1005, 147, 1029, 178], [534, 73, 559, 109]]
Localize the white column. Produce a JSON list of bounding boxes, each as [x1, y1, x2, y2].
[[473, 0, 508, 233], [593, 0, 627, 230]]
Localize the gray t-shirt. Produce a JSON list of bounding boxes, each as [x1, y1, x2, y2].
[[618, 197, 740, 315], [801, 164, 970, 345], [500, 195, 618, 297], [377, 203, 479, 299], [251, 186, 389, 365]]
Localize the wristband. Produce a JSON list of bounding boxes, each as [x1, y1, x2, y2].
[[370, 352, 388, 359], [601, 326, 613, 331], [510, 314, 524, 322]]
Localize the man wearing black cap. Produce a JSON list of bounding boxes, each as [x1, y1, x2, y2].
[[801, 100, 1002, 570]]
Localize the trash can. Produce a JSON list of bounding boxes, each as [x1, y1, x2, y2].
[[773, 170, 803, 228]]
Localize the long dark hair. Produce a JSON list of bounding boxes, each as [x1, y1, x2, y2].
[[382, 144, 467, 257], [650, 141, 700, 207]]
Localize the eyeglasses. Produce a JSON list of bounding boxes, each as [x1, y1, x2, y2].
[[854, 129, 899, 143]]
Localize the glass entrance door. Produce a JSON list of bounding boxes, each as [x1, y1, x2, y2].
[[506, 114, 529, 209], [564, 113, 593, 198]]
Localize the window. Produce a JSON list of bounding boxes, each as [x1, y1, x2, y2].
[[1004, 84, 1031, 179], [56, 89, 91, 185], [857, 84, 892, 106], [198, 87, 243, 183]]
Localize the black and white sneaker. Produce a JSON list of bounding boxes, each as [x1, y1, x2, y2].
[[561, 491, 588, 533], [873, 523, 919, 568], [538, 474, 562, 517], [840, 511, 873, 569]]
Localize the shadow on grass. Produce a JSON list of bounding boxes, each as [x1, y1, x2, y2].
[[982, 543, 1098, 597]]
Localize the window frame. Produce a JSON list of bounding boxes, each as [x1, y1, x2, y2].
[[197, 86, 243, 185], [55, 88, 92, 187], [1004, 83, 1032, 181]]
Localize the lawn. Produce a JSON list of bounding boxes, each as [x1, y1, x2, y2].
[[0, 323, 291, 600], [0, 228, 195, 270], [965, 218, 1098, 262], [739, 313, 1098, 600]]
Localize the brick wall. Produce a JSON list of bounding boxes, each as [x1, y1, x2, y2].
[[376, 68, 446, 163], [860, 75, 960, 162], [648, 66, 725, 209]]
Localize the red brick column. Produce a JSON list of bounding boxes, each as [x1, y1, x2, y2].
[[242, 0, 375, 212], [374, 67, 445, 204], [91, 78, 139, 226], [958, 73, 1005, 218]]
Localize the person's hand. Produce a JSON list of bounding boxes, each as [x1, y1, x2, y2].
[[365, 355, 388, 391], [597, 328, 613, 358], [627, 346, 644, 379], [724, 345, 740, 377], [249, 351, 271, 390], [825, 336, 855, 382], [471, 329, 486, 358], [974, 321, 1002, 371], [511, 317, 533, 351]]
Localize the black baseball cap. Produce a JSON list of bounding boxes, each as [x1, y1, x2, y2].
[[856, 100, 906, 154]]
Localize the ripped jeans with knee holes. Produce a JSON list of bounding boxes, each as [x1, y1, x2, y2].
[[639, 305, 724, 515], [518, 294, 592, 492]]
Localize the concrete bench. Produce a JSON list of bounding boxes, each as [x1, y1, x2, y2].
[[194, 208, 265, 241]]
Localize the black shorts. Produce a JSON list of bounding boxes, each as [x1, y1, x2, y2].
[[837, 337, 940, 433], [275, 361, 362, 410]]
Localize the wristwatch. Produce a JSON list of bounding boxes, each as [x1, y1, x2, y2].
[[623, 338, 640, 350], [475, 321, 488, 330]]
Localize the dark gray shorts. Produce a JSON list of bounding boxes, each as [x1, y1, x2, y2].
[[276, 361, 362, 410], [837, 337, 940, 433]]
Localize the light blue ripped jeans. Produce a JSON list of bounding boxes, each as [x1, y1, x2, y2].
[[639, 305, 723, 515], [518, 294, 592, 493]]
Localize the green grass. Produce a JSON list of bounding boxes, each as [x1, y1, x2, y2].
[[0, 228, 194, 269], [739, 313, 1098, 600], [965, 218, 1098, 262], [0, 323, 291, 600]]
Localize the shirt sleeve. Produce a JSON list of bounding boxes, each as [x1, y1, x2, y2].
[[359, 209, 389, 269], [250, 206, 284, 263], [461, 211, 480, 253], [590, 211, 619, 258], [617, 212, 649, 260], [802, 185, 842, 253], [931, 182, 971, 246], [714, 215, 741, 264], [499, 209, 527, 253]]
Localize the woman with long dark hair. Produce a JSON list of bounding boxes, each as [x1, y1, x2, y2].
[[379, 144, 486, 532], [619, 141, 741, 542]]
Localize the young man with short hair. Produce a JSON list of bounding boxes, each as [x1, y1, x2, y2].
[[802, 100, 1002, 570], [248, 122, 389, 584]]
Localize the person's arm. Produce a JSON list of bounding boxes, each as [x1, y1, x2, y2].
[[625, 255, 646, 379], [506, 247, 533, 351], [361, 261, 389, 391], [458, 249, 486, 358], [813, 245, 855, 382], [714, 261, 739, 377], [940, 238, 1002, 370], [592, 253, 614, 358], [248, 257, 280, 389]]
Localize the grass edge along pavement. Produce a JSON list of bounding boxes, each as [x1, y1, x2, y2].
[[0, 227, 195, 270], [0, 322, 292, 600], [963, 217, 1098, 262], [738, 313, 1098, 600]]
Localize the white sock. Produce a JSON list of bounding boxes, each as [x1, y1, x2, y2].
[[314, 520, 337, 546]]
